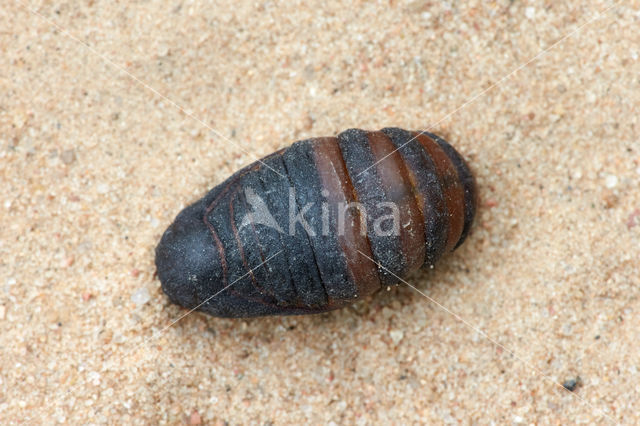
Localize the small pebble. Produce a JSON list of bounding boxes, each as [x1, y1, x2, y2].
[[484, 199, 498, 208], [605, 175, 618, 189], [602, 189, 618, 209], [389, 330, 404, 344], [87, 371, 101, 385], [97, 183, 110, 194], [60, 149, 76, 165], [572, 169, 582, 179], [626, 209, 640, 229], [189, 410, 202, 425], [525, 7, 535, 19], [560, 323, 572, 337], [131, 287, 151, 307], [562, 377, 582, 392]]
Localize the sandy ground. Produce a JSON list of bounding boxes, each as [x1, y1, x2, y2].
[[1, 1, 639, 424]]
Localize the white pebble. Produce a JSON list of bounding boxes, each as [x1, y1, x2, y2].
[[525, 7, 535, 19], [97, 183, 110, 194], [390, 330, 404, 344], [131, 287, 150, 307], [87, 371, 101, 385], [572, 169, 582, 180], [605, 174, 618, 189]]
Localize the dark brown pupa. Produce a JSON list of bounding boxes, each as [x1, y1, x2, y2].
[[155, 128, 476, 318]]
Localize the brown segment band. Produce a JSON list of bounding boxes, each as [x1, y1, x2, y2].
[[413, 132, 465, 252], [311, 137, 381, 298], [366, 131, 426, 274], [427, 133, 477, 249]]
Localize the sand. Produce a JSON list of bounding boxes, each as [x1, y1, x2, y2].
[[1, 1, 639, 424]]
